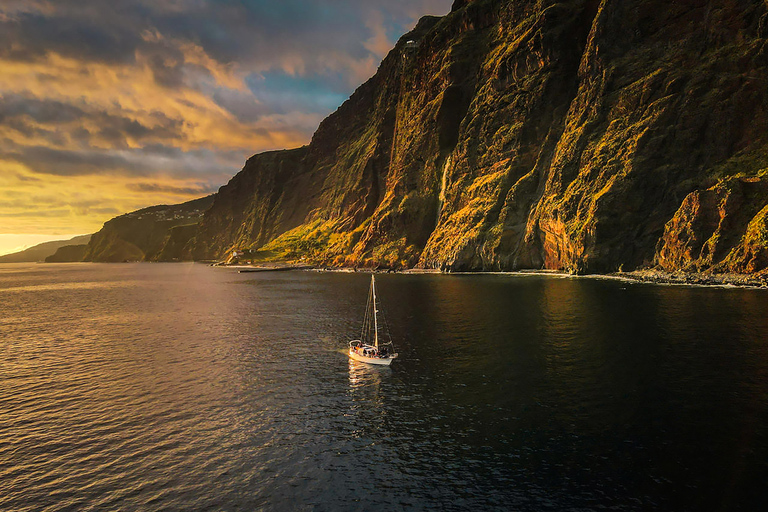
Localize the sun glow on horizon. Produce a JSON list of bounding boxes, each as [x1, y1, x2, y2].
[[0, 234, 90, 257]]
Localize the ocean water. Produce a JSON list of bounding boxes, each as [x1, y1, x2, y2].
[[1, 263, 767, 511]]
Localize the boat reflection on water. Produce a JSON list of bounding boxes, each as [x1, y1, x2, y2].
[[347, 357, 388, 391], [346, 357, 393, 440]]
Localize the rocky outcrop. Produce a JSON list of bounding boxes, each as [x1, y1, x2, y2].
[[656, 176, 768, 273], [190, 148, 311, 260], [45, 244, 88, 263], [184, 0, 768, 274], [82, 195, 214, 262], [155, 223, 200, 262]]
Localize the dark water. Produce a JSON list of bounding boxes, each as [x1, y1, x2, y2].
[[1, 263, 767, 511]]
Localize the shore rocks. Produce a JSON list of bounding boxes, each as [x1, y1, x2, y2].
[[656, 177, 768, 273], [620, 268, 768, 288]]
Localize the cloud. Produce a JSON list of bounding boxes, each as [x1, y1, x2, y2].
[[0, 0, 453, 236], [1, 141, 249, 179], [128, 181, 219, 195], [0, 1, 452, 88], [364, 10, 395, 59], [0, 165, 228, 235], [2, 208, 73, 218], [0, 94, 86, 124], [3, 145, 144, 176]]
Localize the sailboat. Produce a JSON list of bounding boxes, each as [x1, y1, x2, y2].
[[348, 275, 398, 366]]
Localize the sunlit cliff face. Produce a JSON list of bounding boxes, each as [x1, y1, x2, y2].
[[0, 0, 451, 255]]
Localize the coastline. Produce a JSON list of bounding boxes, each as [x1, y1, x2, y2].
[[217, 262, 768, 289], [608, 269, 768, 289], [5, 260, 765, 289]]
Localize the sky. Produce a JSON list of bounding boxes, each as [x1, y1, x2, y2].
[[0, 0, 453, 256]]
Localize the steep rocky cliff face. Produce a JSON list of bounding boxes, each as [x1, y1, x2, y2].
[[45, 243, 89, 263], [189, 0, 768, 274], [83, 195, 214, 262], [656, 175, 768, 272]]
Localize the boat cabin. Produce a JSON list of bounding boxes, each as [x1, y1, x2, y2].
[[349, 339, 385, 358]]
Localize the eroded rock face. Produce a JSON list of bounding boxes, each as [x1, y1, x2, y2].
[[187, 0, 768, 273], [190, 149, 311, 261], [44, 244, 88, 263], [656, 177, 768, 273], [726, 206, 768, 273], [82, 195, 214, 262]]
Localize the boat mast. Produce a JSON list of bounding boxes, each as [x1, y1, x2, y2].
[[361, 279, 371, 344], [372, 275, 378, 348]]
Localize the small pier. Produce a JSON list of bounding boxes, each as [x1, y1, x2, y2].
[[237, 265, 314, 273]]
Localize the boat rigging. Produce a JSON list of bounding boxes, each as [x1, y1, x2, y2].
[[348, 275, 398, 366]]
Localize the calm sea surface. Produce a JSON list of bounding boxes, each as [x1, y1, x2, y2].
[[1, 263, 767, 511]]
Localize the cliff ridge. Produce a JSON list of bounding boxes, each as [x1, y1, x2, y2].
[[92, 0, 768, 275]]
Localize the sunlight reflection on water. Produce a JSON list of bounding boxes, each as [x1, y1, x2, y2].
[[0, 263, 767, 511]]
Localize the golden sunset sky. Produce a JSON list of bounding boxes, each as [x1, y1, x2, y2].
[[0, 0, 452, 255]]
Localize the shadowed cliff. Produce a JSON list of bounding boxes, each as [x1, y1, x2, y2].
[[174, 0, 768, 274], [82, 195, 214, 262]]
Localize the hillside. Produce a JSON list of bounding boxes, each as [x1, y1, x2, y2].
[[181, 0, 768, 274], [45, 244, 89, 263], [82, 195, 215, 262], [0, 234, 92, 263], [85, 0, 768, 275]]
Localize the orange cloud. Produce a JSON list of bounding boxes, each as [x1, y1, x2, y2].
[[0, 41, 313, 236], [0, 164, 225, 236], [0, 0, 454, 240], [0, 48, 310, 153]]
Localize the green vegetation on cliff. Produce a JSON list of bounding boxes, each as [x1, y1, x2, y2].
[[82, 195, 214, 262], [89, 0, 768, 275]]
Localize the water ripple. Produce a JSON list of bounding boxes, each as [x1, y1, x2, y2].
[[1, 264, 768, 510]]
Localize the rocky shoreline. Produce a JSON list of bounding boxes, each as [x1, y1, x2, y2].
[[217, 261, 768, 289], [612, 269, 768, 289]]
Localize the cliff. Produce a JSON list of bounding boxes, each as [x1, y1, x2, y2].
[[45, 244, 89, 263], [82, 195, 214, 262], [185, 0, 768, 274]]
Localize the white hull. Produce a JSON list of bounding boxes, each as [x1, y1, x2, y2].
[[349, 348, 397, 366]]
